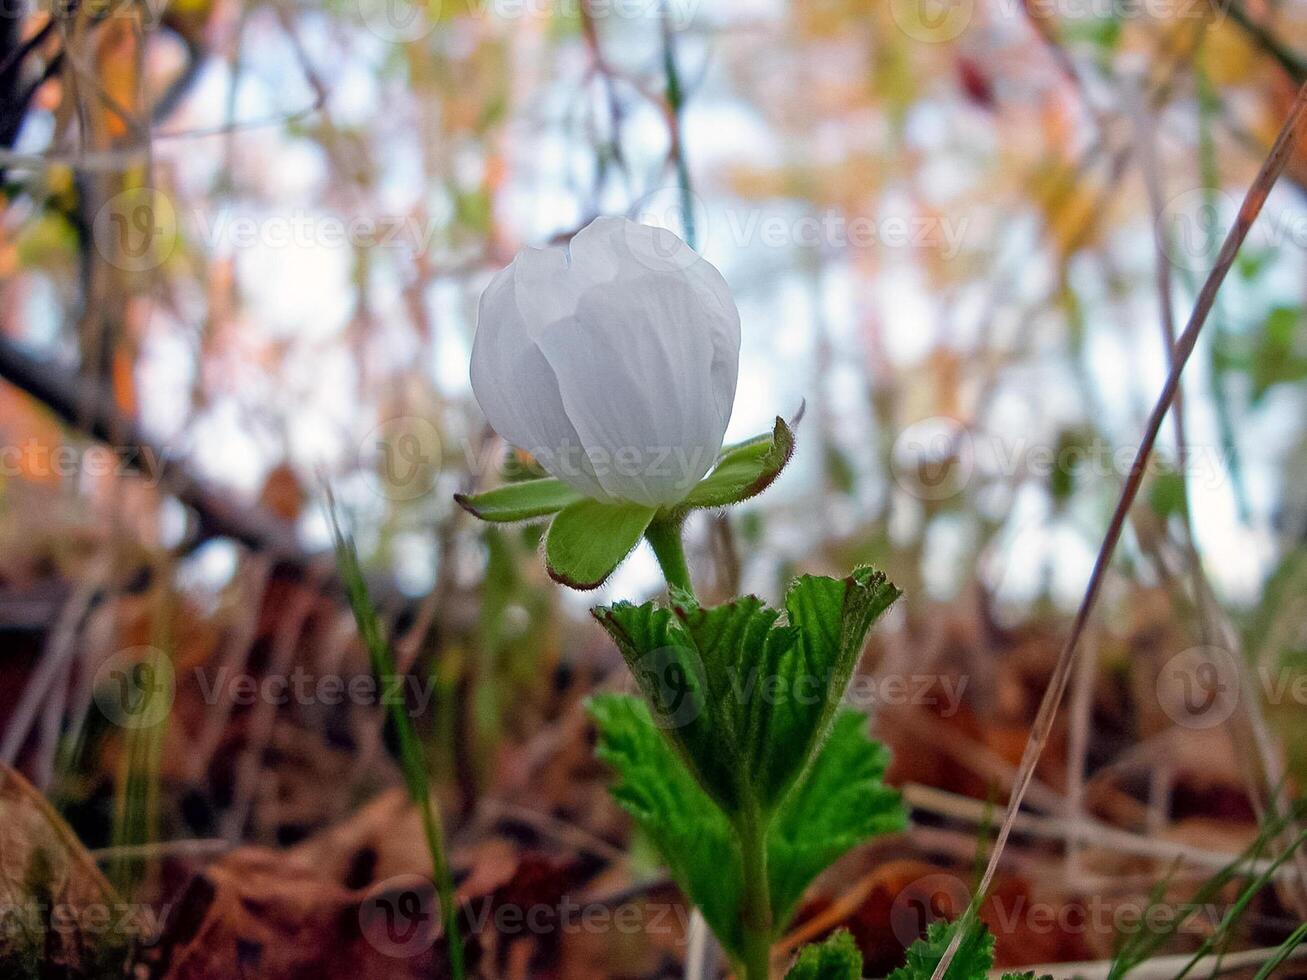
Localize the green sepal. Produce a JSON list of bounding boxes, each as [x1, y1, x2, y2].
[[681, 416, 796, 510], [586, 693, 746, 958], [543, 499, 656, 590], [785, 930, 863, 980], [454, 478, 582, 523], [768, 709, 906, 925]]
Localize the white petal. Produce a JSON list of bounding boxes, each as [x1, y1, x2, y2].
[[510, 244, 578, 329], [470, 263, 610, 501], [535, 273, 737, 506], [472, 217, 742, 507], [570, 217, 740, 426]]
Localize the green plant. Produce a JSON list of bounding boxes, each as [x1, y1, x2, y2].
[[884, 917, 1044, 980], [460, 415, 907, 978], [456, 218, 912, 976]]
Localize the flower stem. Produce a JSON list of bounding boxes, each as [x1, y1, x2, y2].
[[647, 515, 774, 978], [645, 516, 694, 596], [737, 803, 774, 980]]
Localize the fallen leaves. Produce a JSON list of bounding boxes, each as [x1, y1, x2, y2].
[[0, 762, 138, 978]]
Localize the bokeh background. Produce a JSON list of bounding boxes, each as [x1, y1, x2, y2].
[[1, 0, 1306, 975]]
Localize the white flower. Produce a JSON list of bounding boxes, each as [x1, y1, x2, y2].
[[471, 216, 740, 508]]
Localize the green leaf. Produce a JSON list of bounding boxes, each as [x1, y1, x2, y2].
[[755, 567, 902, 806], [454, 478, 582, 522], [1048, 428, 1090, 503], [1251, 305, 1307, 402], [586, 693, 745, 957], [824, 442, 857, 496], [592, 600, 743, 811], [669, 594, 781, 804], [885, 917, 1046, 980], [1148, 469, 1188, 520], [682, 416, 795, 509], [543, 499, 656, 590], [596, 567, 901, 815], [886, 917, 994, 980], [591, 568, 904, 953], [768, 709, 906, 925], [785, 930, 863, 980]]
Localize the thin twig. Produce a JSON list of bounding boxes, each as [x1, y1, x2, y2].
[[1225, 0, 1307, 81], [904, 784, 1302, 880], [1128, 73, 1189, 480], [929, 79, 1307, 980], [90, 838, 233, 862], [685, 909, 714, 980], [1063, 632, 1097, 877], [985, 942, 1307, 980], [659, 0, 695, 248], [0, 556, 110, 766], [0, 102, 323, 173], [1131, 68, 1307, 916]]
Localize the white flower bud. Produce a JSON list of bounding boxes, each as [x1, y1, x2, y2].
[[471, 217, 740, 507]]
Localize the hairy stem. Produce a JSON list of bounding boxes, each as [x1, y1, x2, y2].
[[645, 516, 694, 596], [737, 803, 774, 980]]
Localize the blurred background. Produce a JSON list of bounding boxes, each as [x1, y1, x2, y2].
[[1, 0, 1306, 975]]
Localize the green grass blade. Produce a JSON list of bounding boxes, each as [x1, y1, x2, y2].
[[326, 497, 464, 980], [1252, 921, 1307, 980]]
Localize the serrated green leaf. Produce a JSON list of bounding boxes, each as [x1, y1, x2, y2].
[[454, 478, 582, 522], [544, 499, 655, 590], [597, 568, 901, 815], [592, 600, 743, 811], [887, 918, 994, 980], [591, 567, 904, 956], [756, 567, 902, 806], [586, 693, 745, 957], [670, 594, 782, 804], [786, 930, 864, 980], [768, 710, 906, 924], [682, 417, 795, 509]]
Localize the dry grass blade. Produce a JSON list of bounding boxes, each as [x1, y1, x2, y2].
[[1131, 71, 1307, 916], [929, 77, 1307, 980]]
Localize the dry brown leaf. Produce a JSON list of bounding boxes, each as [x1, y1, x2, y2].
[[0, 763, 138, 977], [155, 847, 463, 980]]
